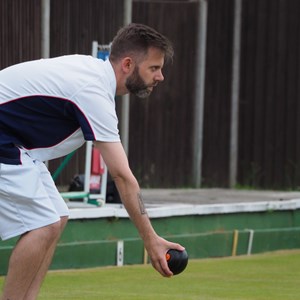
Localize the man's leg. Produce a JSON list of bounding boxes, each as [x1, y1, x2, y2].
[[23, 216, 68, 300], [0, 153, 70, 300], [1, 220, 62, 300]]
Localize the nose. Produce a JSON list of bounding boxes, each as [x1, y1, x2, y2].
[[155, 70, 164, 82]]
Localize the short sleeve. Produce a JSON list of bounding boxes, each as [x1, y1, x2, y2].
[[72, 75, 120, 143]]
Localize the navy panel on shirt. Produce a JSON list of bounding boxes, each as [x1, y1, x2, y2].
[[0, 96, 94, 164]]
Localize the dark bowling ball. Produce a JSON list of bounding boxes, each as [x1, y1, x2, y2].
[[166, 249, 188, 275]]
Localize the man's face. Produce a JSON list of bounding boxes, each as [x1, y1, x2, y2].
[[125, 47, 165, 98]]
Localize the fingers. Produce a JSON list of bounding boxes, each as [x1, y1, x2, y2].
[[168, 242, 185, 252], [151, 256, 173, 277], [159, 257, 173, 277], [147, 246, 173, 277]]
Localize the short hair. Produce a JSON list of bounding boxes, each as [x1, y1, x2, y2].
[[109, 23, 174, 64]]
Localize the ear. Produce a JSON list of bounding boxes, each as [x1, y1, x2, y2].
[[121, 57, 134, 74]]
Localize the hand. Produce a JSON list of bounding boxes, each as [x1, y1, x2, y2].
[[144, 235, 185, 277]]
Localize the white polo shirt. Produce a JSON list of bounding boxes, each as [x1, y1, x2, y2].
[[0, 55, 120, 164]]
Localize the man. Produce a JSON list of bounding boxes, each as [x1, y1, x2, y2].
[[0, 23, 184, 299]]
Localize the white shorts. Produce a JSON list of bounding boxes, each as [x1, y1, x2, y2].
[[0, 150, 69, 241]]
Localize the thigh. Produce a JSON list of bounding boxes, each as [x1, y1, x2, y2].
[[0, 151, 69, 241], [35, 159, 69, 218]]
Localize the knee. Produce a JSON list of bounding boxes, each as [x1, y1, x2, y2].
[[46, 216, 68, 241], [19, 221, 61, 249], [46, 221, 63, 241], [60, 216, 69, 230]]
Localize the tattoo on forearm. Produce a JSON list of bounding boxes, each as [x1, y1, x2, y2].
[[138, 192, 147, 215]]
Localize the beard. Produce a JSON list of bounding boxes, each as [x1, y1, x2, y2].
[[125, 67, 154, 99]]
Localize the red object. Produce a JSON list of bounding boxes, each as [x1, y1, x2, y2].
[[90, 147, 104, 191], [91, 147, 104, 175]]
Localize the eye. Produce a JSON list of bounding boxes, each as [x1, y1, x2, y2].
[[150, 66, 160, 72]]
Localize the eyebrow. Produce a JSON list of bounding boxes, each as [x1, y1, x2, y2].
[[150, 65, 162, 69]]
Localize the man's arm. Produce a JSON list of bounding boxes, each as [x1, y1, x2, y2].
[[94, 141, 184, 277]]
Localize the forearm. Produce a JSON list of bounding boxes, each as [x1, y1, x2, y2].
[[93, 141, 154, 239], [113, 174, 157, 242]]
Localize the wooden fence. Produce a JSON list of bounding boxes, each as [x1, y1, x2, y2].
[[238, 0, 300, 189], [0, 0, 41, 69], [1, 0, 300, 190]]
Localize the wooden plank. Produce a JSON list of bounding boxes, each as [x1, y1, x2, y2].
[[201, 0, 234, 187], [263, 0, 278, 188]]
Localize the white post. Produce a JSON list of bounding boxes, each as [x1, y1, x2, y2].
[[41, 0, 50, 168], [91, 41, 98, 57], [41, 0, 50, 59], [121, 0, 132, 156], [193, 0, 208, 188], [247, 229, 254, 255], [229, 0, 242, 188], [84, 141, 93, 202], [117, 240, 124, 266], [121, 96, 130, 156]]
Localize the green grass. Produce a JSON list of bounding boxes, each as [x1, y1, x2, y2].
[[1, 250, 300, 299]]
